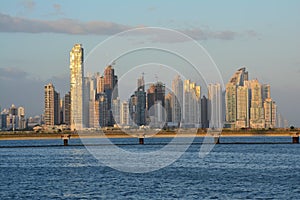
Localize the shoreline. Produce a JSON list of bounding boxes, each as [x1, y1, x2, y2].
[[0, 130, 298, 141]]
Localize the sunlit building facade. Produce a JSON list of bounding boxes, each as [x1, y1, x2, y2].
[[70, 44, 84, 130], [44, 83, 60, 126], [172, 75, 183, 125]]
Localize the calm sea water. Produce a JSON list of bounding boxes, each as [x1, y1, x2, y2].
[[0, 137, 299, 199]]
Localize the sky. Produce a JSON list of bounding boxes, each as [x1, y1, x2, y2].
[[0, 0, 299, 126]]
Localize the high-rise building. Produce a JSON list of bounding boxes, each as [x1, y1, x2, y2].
[[147, 82, 166, 127], [44, 83, 60, 126], [112, 97, 121, 125], [262, 84, 271, 102], [103, 65, 118, 126], [128, 75, 147, 126], [249, 79, 265, 128], [208, 83, 223, 129], [264, 98, 277, 128], [83, 76, 91, 128], [184, 80, 201, 126], [137, 74, 145, 91], [95, 93, 108, 127], [88, 77, 97, 128], [63, 92, 71, 125], [70, 44, 84, 130], [17, 106, 26, 129], [120, 101, 130, 126], [129, 94, 138, 126], [236, 84, 250, 128], [165, 93, 172, 123], [96, 74, 104, 94], [225, 67, 248, 128], [59, 99, 64, 124], [172, 75, 183, 125], [201, 95, 209, 128]]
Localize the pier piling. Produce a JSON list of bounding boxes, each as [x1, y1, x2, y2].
[[61, 134, 71, 146], [292, 136, 299, 144], [139, 137, 144, 144], [214, 137, 220, 144]]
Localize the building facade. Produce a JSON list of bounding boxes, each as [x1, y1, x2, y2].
[[70, 44, 84, 130], [44, 83, 60, 126]]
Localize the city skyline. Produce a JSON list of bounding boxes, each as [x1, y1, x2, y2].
[[0, 43, 291, 130], [0, 1, 299, 126], [35, 46, 284, 130]]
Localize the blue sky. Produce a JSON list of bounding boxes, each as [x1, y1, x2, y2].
[[0, 0, 299, 126]]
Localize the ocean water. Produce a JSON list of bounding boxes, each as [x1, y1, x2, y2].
[[0, 137, 299, 199]]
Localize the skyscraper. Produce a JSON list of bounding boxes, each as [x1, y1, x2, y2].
[[184, 80, 200, 126], [264, 98, 277, 128], [262, 84, 271, 102], [236, 84, 250, 128], [63, 92, 71, 125], [225, 67, 248, 128], [44, 83, 60, 126], [103, 65, 118, 126], [137, 74, 145, 91], [208, 83, 223, 129], [70, 44, 84, 130], [249, 79, 265, 128], [17, 106, 26, 129], [165, 93, 172, 123], [120, 101, 130, 126], [88, 77, 97, 128], [83, 76, 91, 128], [147, 82, 165, 127], [128, 75, 146, 126], [201, 95, 209, 128], [95, 93, 108, 127], [172, 75, 183, 125], [112, 97, 121, 125], [96, 74, 104, 94]]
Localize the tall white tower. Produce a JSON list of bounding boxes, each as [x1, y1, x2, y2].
[[70, 44, 84, 130]]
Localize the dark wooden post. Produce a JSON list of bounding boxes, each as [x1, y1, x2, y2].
[[139, 137, 144, 144]]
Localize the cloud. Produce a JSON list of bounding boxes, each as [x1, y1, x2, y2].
[[0, 67, 28, 80], [0, 13, 131, 35], [183, 29, 238, 40], [0, 13, 257, 41]]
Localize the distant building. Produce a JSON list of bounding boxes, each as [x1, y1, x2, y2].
[[262, 84, 271, 102], [17, 106, 26, 129], [147, 82, 166, 127], [44, 83, 60, 126], [184, 80, 201, 126], [95, 93, 108, 127], [236, 83, 250, 128], [120, 101, 130, 126], [96, 74, 104, 94], [225, 67, 248, 128], [103, 65, 118, 126], [249, 79, 265, 128], [165, 93, 172, 123], [129, 75, 146, 126], [172, 75, 183, 125], [112, 97, 121, 125], [129, 94, 138, 126], [201, 96, 209, 128], [63, 92, 71, 125], [264, 98, 277, 128], [70, 44, 84, 130], [208, 83, 223, 129]]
